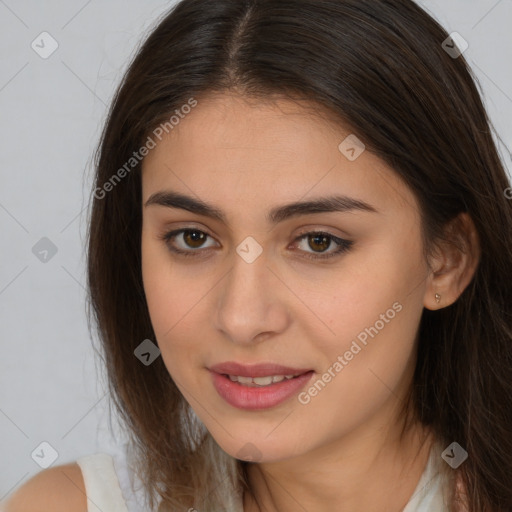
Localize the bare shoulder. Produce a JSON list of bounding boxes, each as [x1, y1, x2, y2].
[[2, 462, 87, 512]]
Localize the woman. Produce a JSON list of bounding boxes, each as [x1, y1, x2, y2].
[[5, 0, 511, 510]]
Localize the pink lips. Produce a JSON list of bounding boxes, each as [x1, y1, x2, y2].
[[209, 361, 314, 410]]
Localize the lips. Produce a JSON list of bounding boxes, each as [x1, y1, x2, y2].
[[209, 361, 312, 378], [208, 361, 314, 410]]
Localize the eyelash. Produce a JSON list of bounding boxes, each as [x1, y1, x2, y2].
[[158, 228, 354, 261]]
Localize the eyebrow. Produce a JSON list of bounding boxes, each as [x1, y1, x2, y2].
[[144, 190, 378, 225]]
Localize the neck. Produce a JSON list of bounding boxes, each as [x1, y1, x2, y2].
[[243, 418, 435, 512]]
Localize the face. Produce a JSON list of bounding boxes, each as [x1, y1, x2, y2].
[[141, 92, 429, 463]]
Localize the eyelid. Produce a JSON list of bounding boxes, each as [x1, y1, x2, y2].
[[292, 225, 351, 241]]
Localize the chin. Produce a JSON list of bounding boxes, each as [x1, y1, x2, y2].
[[209, 431, 303, 464]]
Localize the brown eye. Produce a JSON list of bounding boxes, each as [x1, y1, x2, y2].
[[307, 233, 332, 253], [182, 230, 207, 249], [160, 228, 217, 257], [293, 231, 354, 260]]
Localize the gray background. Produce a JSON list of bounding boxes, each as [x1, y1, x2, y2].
[[1, 0, 511, 501]]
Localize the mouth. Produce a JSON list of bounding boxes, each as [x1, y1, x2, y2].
[[208, 362, 315, 410], [209, 361, 313, 379], [223, 373, 306, 387]]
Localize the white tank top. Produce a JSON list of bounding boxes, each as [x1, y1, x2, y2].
[[76, 444, 449, 511]]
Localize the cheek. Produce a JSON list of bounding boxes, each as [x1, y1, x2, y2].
[[142, 234, 172, 332], [141, 234, 216, 377], [294, 289, 422, 446], [305, 240, 425, 418], [304, 234, 423, 369], [142, 235, 185, 353], [308, 233, 425, 353], [142, 230, 191, 331], [317, 306, 420, 434]]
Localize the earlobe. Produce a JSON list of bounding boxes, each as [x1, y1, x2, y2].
[[422, 291, 442, 312], [423, 212, 480, 311], [424, 289, 444, 311]]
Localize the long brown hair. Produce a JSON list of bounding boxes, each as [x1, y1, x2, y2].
[[86, 0, 512, 510]]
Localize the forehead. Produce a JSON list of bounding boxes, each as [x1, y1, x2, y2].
[[141, 92, 417, 220]]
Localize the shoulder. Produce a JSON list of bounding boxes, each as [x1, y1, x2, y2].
[[2, 462, 87, 512]]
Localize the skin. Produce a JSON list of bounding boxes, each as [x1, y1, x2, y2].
[[140, 91, 479, 512], [3, 463, 87, 511]]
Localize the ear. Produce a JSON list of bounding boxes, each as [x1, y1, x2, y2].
[[423, 212, 480, 310]]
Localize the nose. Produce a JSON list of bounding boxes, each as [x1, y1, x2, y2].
[[213, 249, 291, 346]]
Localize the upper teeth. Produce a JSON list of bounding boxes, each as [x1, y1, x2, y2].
[[228, 374, 300, 386]]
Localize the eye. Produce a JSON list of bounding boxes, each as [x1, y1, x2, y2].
[[159, 228, 217, 257], [159, 228, 354, 260], [291, 231, 354, 260]]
